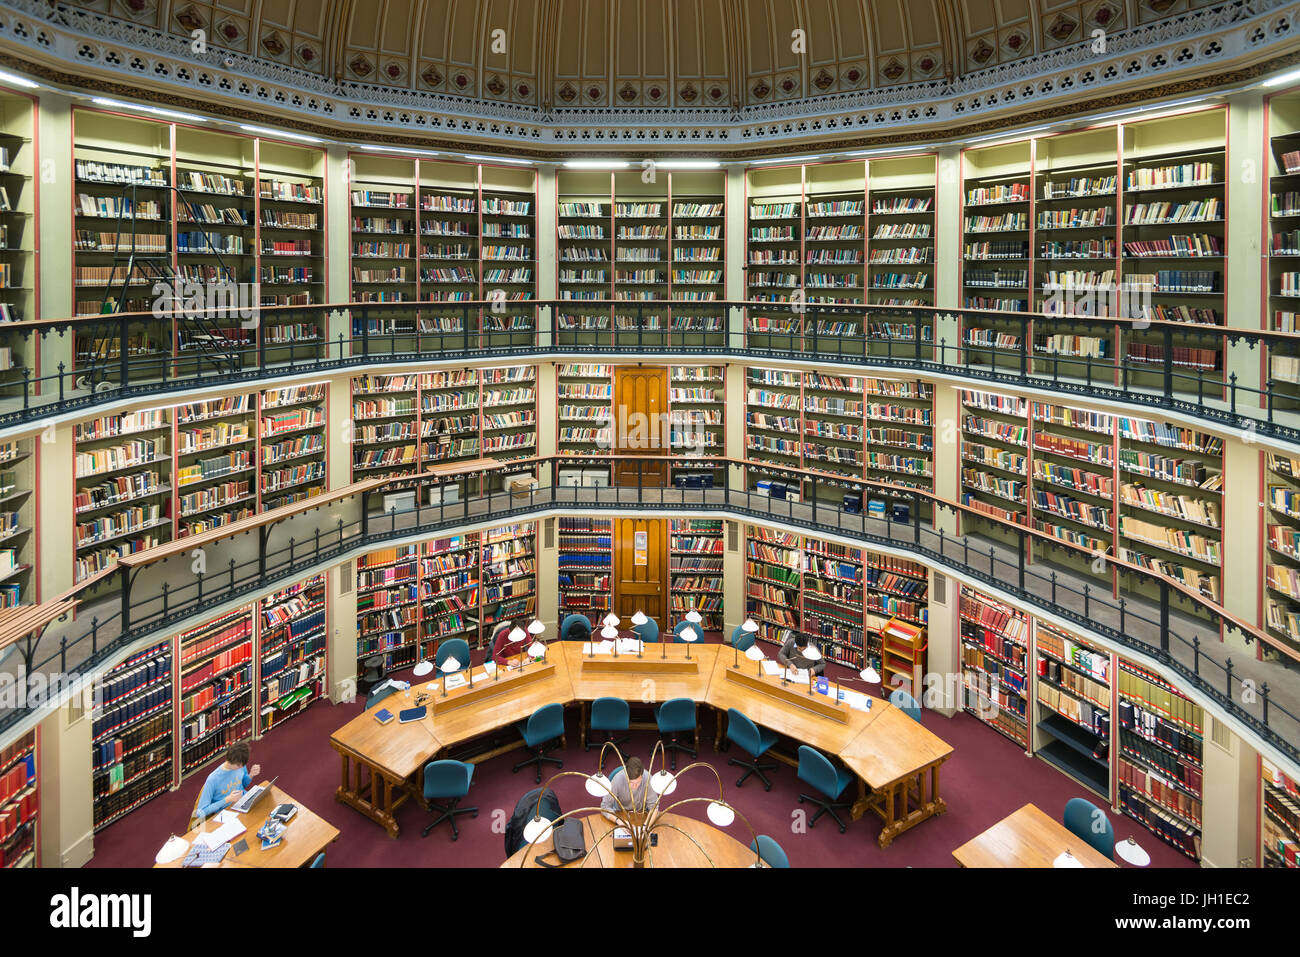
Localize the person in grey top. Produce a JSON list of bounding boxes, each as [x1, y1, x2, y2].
[[600, 755, 659, 822], [777, 634, 826, 676]]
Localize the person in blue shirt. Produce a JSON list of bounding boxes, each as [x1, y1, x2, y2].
[[196, 742, 262, 821]]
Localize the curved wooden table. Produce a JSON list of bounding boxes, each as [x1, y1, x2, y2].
[[502, 812, 759, 868]]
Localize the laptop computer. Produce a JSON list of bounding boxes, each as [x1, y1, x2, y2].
[[230, 775, 278, 815]]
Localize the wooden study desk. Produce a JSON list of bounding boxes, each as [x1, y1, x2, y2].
[[427, 652, 574, 754], [156, 785, 339, 868], [951, 803, 1118, 868], [502, 812, 757, 868]]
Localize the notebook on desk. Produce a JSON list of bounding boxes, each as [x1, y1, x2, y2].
[[398, 705, 427, 723]]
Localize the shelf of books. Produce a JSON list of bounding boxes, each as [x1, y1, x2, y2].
[[356, 544, 421, 671], [959, 389, 1029, 544], [960, 585, 1031, 748], [258, 574, 326, 735], [1261, 758, 1300, 867], [480, 522, 537, 635], [178, 607, 255, 779], [479, 166, 537, 343], [417, 160, 480, 331], [349, 153, 418, 321], [418, 533, 480, 655], [557, 363, 614, 458], [558, 517, 613, 627], [801, 537, 867, 669], [866, 154, 936, 317], [1116, 655, 1203, 861], [803, 162, 866, 313], [802, 373, 866, 501], [669, 519, 724, 633], [259, 383, 328, 510], [1033, 622, 1113, 798], [745, 527, 802, 652], [667, 172, 726, 344], [73, 408, 174, 585], [0, 88, 35, 395], [478, 366, 539, 468], [613, 170, 671, 335], [1267, 91, 1300, 405], [351, 374, 420, 480], [1263, 450, 1300, 657], [175, 394, 256, 539], [1115, 415, 1223, 607], [747, 166, 804, 346], [864, 554, 928, 671], [1120, 110, 1226, 386], [862, 376, 935, 502], [0, 437, 33, 607], [0, 732, 36, 867], [557, 171, 613, 344], [91, 639, 173, 831], [962, 140, 1032, 325], [745, 367, 802, 492], [72, 109, 327, 354], [669, 365, 725, 484]]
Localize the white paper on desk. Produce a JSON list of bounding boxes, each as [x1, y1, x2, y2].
[[839, 689, 871, 711], [760, 660, 781, 676], [444, 673, 468, 690], [481, 661, 497, 675], [617, 638, 643, 655], [744, 645, 765, 662], [784, 668, 810, 685], [582, 641, 614, 655], [196, 818, 245, 848]]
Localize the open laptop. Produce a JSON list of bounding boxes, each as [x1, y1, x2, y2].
[[230, 775, 278, 815]]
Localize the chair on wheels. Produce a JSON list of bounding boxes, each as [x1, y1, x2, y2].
[[1063, 797, 1115, 859], [633, 617, 660, 644], [587, 696, 630, 751], [726, 708, 779, 790], [655, 697, 698, 770], [750, 835, 790, 868], [435, 637, 471, 675], [561, 614, 592, 643], [796, 745, 855, 834], [889, 688, 922, 723], [365, 682, 399, 711], [671, 620, 697, 642], [729, 624, 756, 653], [421, 760, 478, 840], [357, 655, 386, 697], [514, 703, 566, 783]]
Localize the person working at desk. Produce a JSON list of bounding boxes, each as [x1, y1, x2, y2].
[[777, 634, 826, 676], [196, 743, 262, 820], [600, 756, 659, 823]]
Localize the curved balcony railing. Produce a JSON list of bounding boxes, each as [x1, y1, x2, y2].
[[0, 300, 1298, 445], [2, 455, 1296, 770]]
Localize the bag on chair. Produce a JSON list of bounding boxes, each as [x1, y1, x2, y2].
[[535, 817, 587, 867]]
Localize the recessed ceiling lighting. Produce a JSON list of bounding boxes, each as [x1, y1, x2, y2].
[[92, 98, 206, 122], [465, 154, 534, 165], [1265, 69, 1300, 88], [0, 70, 38, 90], [358, 145, 441, 156], [563, 160, 630, 169], [240, 124, 322, 143], [748, 155, 821, 165], [653, 160, 721, 169]]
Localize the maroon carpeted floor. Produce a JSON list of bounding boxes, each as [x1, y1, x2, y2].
[[86, 645, 1195, 868]]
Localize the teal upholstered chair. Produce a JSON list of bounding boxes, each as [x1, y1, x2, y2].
[[365, 682, 399, 711], [1063, 797, 1115, 859], [654, 697, 698, 769], [587, 696, 630, 751], [750, 834, 789, 868], [310, 852, 326, 868], [561, 614, 592, 643], [633, 618, 660, 644], [725, 708, 779, 790], [889, 687, 922, 722], [514, 702, 565, 783], [421, 759, 477, 840], [796, 745, 855, 834], [729, 624, 756, 652], [435, 637, 471, 674]]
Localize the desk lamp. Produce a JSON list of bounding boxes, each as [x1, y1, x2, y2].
[[733, 618, 759, 669], [1115, 836, 1151, 866], [602, 613, 620, 630], [412, 659, 434, 678], [439, 655, 461, 697], [527, 618, 547, 661], [601, 624, 619, 657], [685, 609, 703, 626], [527, 640, 548, 663], [802, 643, 822, 696], [508, 626, 527, 673], [155, 834, 190, 865], [522, 813, 553, 847], [860, 664, 881, 685], [630, 611, 647, 658], [679, 625, 698, 660]]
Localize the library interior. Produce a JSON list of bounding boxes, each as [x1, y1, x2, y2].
[[0, 0, 1296, 880]]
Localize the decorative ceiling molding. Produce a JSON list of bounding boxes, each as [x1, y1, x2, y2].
[[1, 0, 1296, 153]]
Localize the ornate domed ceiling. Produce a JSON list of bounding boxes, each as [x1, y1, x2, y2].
[[56, 0, 1226, 109]]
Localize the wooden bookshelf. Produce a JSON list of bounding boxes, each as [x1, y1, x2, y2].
[[745, 526, 801, 652], [174, 394, 257, 539], [419, 532, 480, 652], [1033, 622, 1113, 799], [962, 141, 1032, 317], [959, 389, 1029, 541], [91, 638, 173, 831], [1263, 451, 1300, 657], [177, 607, 255, 778], [746, 166, 803, 340], [0, 86, 36, 396], [863, 553, 928, 668], [669, 365, 725, 485], [0, 731, 36, 867], [804, 162, 866, 309], [556, 363, 614, 457], [1116, 655, 1203, 861], [1261, 758, 1300, 868], [802, 538, 866, 668], [960, 584, 1031, 748], [259, 383, 328, 510], [557, 517, 612, 626], [0, 438, 34, 607], [867, 154, 936, 312], [1267, 91, 1300, 403], [669, 518, 724, 633], [258, 574, 326, 735], [356, 544, 421, 671], [480, 522, 537, 635]]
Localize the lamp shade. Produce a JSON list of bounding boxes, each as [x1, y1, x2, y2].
[[412, 660, 433, 677], [1053, 850, 1084, 868], [585, 773, 611, 797], [508, 626, 526, 643], [602, 613, 620, 628], [155, 835, 190, 864], [679, 626, 698, 643], [706, 802, 736, 827], [439, 656, 462, 673], [741, 618, 759, 633], [649, 770, 678, 795], [522, 816, 553, 844], [1115, 837, 1151, 866], [630, 611, 648, 626], [802, 644, 822, 661], [527, 641, 547, 658], [685, 610, 703, 624], [527, 619, 546, 635], [600, 625, 618, 640], [860, 666, 881, 684]]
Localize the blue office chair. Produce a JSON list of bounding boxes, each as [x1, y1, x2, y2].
[[750, 835, 790, 868], [421, 760, 477, 840], [655, 697, 698, 770], [890, 688, 922, 722], [587, 696, 630, 752], [633, 617, 660, 644], [435, 637, 471, 675], [561, 614, 592, 643], [514, 702, 566, 783], [365, 682, 399, 711], [726, 708, 779, 790], [797, 745, 855, 834], [729, 624, 756, 652], [1063, 797, 1115, 859], [671, 620, 697, 642], [310, 852, 326, 868]]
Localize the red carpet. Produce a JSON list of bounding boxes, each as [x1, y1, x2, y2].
[[86, 665, 1195, 868]]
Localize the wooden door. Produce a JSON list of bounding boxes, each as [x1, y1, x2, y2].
[[613, 366, 668, 486], [613, 518, 668, 629]]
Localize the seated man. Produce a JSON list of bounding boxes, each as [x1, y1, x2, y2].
[[491, 622, 529, 666], [600, 756, 659, 823], [196, 742, 262, 821], [777, 633, 826, 677]]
